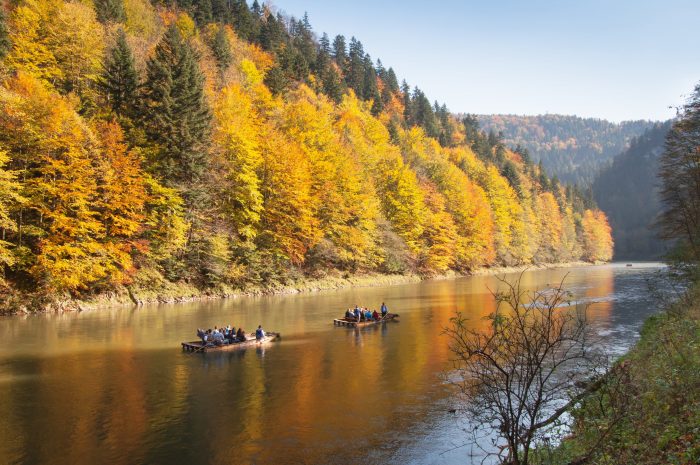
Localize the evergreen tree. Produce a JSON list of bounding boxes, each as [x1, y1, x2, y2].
[[264, 64, 288, 94], [259, 12, 286, 51], [194, 0, 213, 25], [412, 88, 439, 138], [0, 7, 10, 62], [315, 32, 330, 74], [322, 66, 344, 103], [292, 12, 316, 69], [100, 29, 139, 119], [140, 24, 212, 189], [361, 54, 378, 100], [501, 160, 521, 194], [94, 0, 126, 24], [251, 0, 262, 17], [208, 25, 232, 73], [401, 80, 412, 126], [462, 114, 481, 146], [231, 0, 257, 41], [211, 0, 231, 23], [385, 67, 399, 93], [332, 34, 347, 65], [346, 37, 365, 95]]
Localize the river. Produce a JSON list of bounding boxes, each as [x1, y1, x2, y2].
[[0, 263, 666, 465]]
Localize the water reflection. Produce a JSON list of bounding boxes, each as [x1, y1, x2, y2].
[[0, 264, 665, 465]]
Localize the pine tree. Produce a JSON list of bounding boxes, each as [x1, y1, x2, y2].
[[100, 29, 139, 119], [0, 7, 11, 62], [140, 24, 212, 189], [95, 0, 126, 24]]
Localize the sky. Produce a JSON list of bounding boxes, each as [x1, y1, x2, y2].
[[270, 0, 700, 122]]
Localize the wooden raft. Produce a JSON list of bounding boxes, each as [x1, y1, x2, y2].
[[333, 313, 399, 328], [181, 332, 280, 353]]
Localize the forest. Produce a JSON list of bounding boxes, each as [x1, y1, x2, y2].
[[593, 122, 672, 260], [0, 0, 613, 306], [478, 114, 655, 185]]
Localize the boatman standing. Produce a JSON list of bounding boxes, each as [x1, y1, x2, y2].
[[255, 325, 266, 340], [380, 302, 388, 317]]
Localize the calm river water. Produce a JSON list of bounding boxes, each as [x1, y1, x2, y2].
[[0, 263, 666, 465]]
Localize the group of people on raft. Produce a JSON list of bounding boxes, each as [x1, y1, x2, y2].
[[344, 302, 389, 322], [197, 324, 266, 346]]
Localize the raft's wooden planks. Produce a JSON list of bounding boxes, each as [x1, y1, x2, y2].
[[181, 332, 280, 352], [333, 313, 399, 328]]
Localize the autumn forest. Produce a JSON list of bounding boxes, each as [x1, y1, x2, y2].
[[0, 0, 613, 307]]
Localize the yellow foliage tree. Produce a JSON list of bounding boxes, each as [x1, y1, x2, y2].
[[535, 192, 563, 263], [581, 209, 613, 262], [281, 86, 380, 270], [212, 83, 264, 241], [5, 0, 62, 83], [0, 73, 130, 291]]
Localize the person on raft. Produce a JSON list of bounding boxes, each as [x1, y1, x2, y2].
[[236, 327, 246, 342], [380, 302, 388, 317], [255, 325, 266, 340]]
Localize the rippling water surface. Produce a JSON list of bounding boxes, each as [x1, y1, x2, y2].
[[0, 263, 666, 465]]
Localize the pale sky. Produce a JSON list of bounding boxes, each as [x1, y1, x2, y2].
[[272, 0, 700, 122]]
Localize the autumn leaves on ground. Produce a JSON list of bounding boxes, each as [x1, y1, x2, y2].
[[0, 0, 612, 313]]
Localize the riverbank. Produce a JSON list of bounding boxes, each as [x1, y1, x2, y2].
[[0, 261, 595, 316], [539, 281, 700, 465]]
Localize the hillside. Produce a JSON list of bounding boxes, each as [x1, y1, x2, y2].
[[477, 114, 656, 185], [0, 0, 613, 310], [593, 123, 672, 260]]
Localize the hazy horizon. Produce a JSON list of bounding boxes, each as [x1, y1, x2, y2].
[[272, 0, 700, 122]]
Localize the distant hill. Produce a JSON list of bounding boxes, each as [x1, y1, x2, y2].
[[477, 114, 657, 185], [592, 122, 673, 260]]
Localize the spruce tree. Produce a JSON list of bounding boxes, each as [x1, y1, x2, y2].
[[208, 26, 232, 73], [94, 0, 126, 24], [362, 54, 378, 101], [251, 0, 262, 17], [322, 67, 344, 103], [100, 29, 139, 119], [385, 68, 399, 93], [332, 35, 347, 64], [315, 32, 330, 74], [231, 0, 257, 41], [401, 80, 412, 126], [211, 0, 231, 22], [0, 7, 10, 62], [346, 37, 365, 96], [141, 24, 212, 189], [194, 0, 213, 25]]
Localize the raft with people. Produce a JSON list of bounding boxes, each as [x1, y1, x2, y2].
[[182, 325, 280, 353], [333, 302, 399, 328]]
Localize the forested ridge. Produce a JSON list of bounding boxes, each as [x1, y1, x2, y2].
[[593, 122, 672, 260], [0, 0, 613, 307], [478, 114, 656, 185]]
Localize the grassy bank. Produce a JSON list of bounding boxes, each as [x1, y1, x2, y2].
[[0, 261, 593, 316], [539, 283, 700, 465]]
